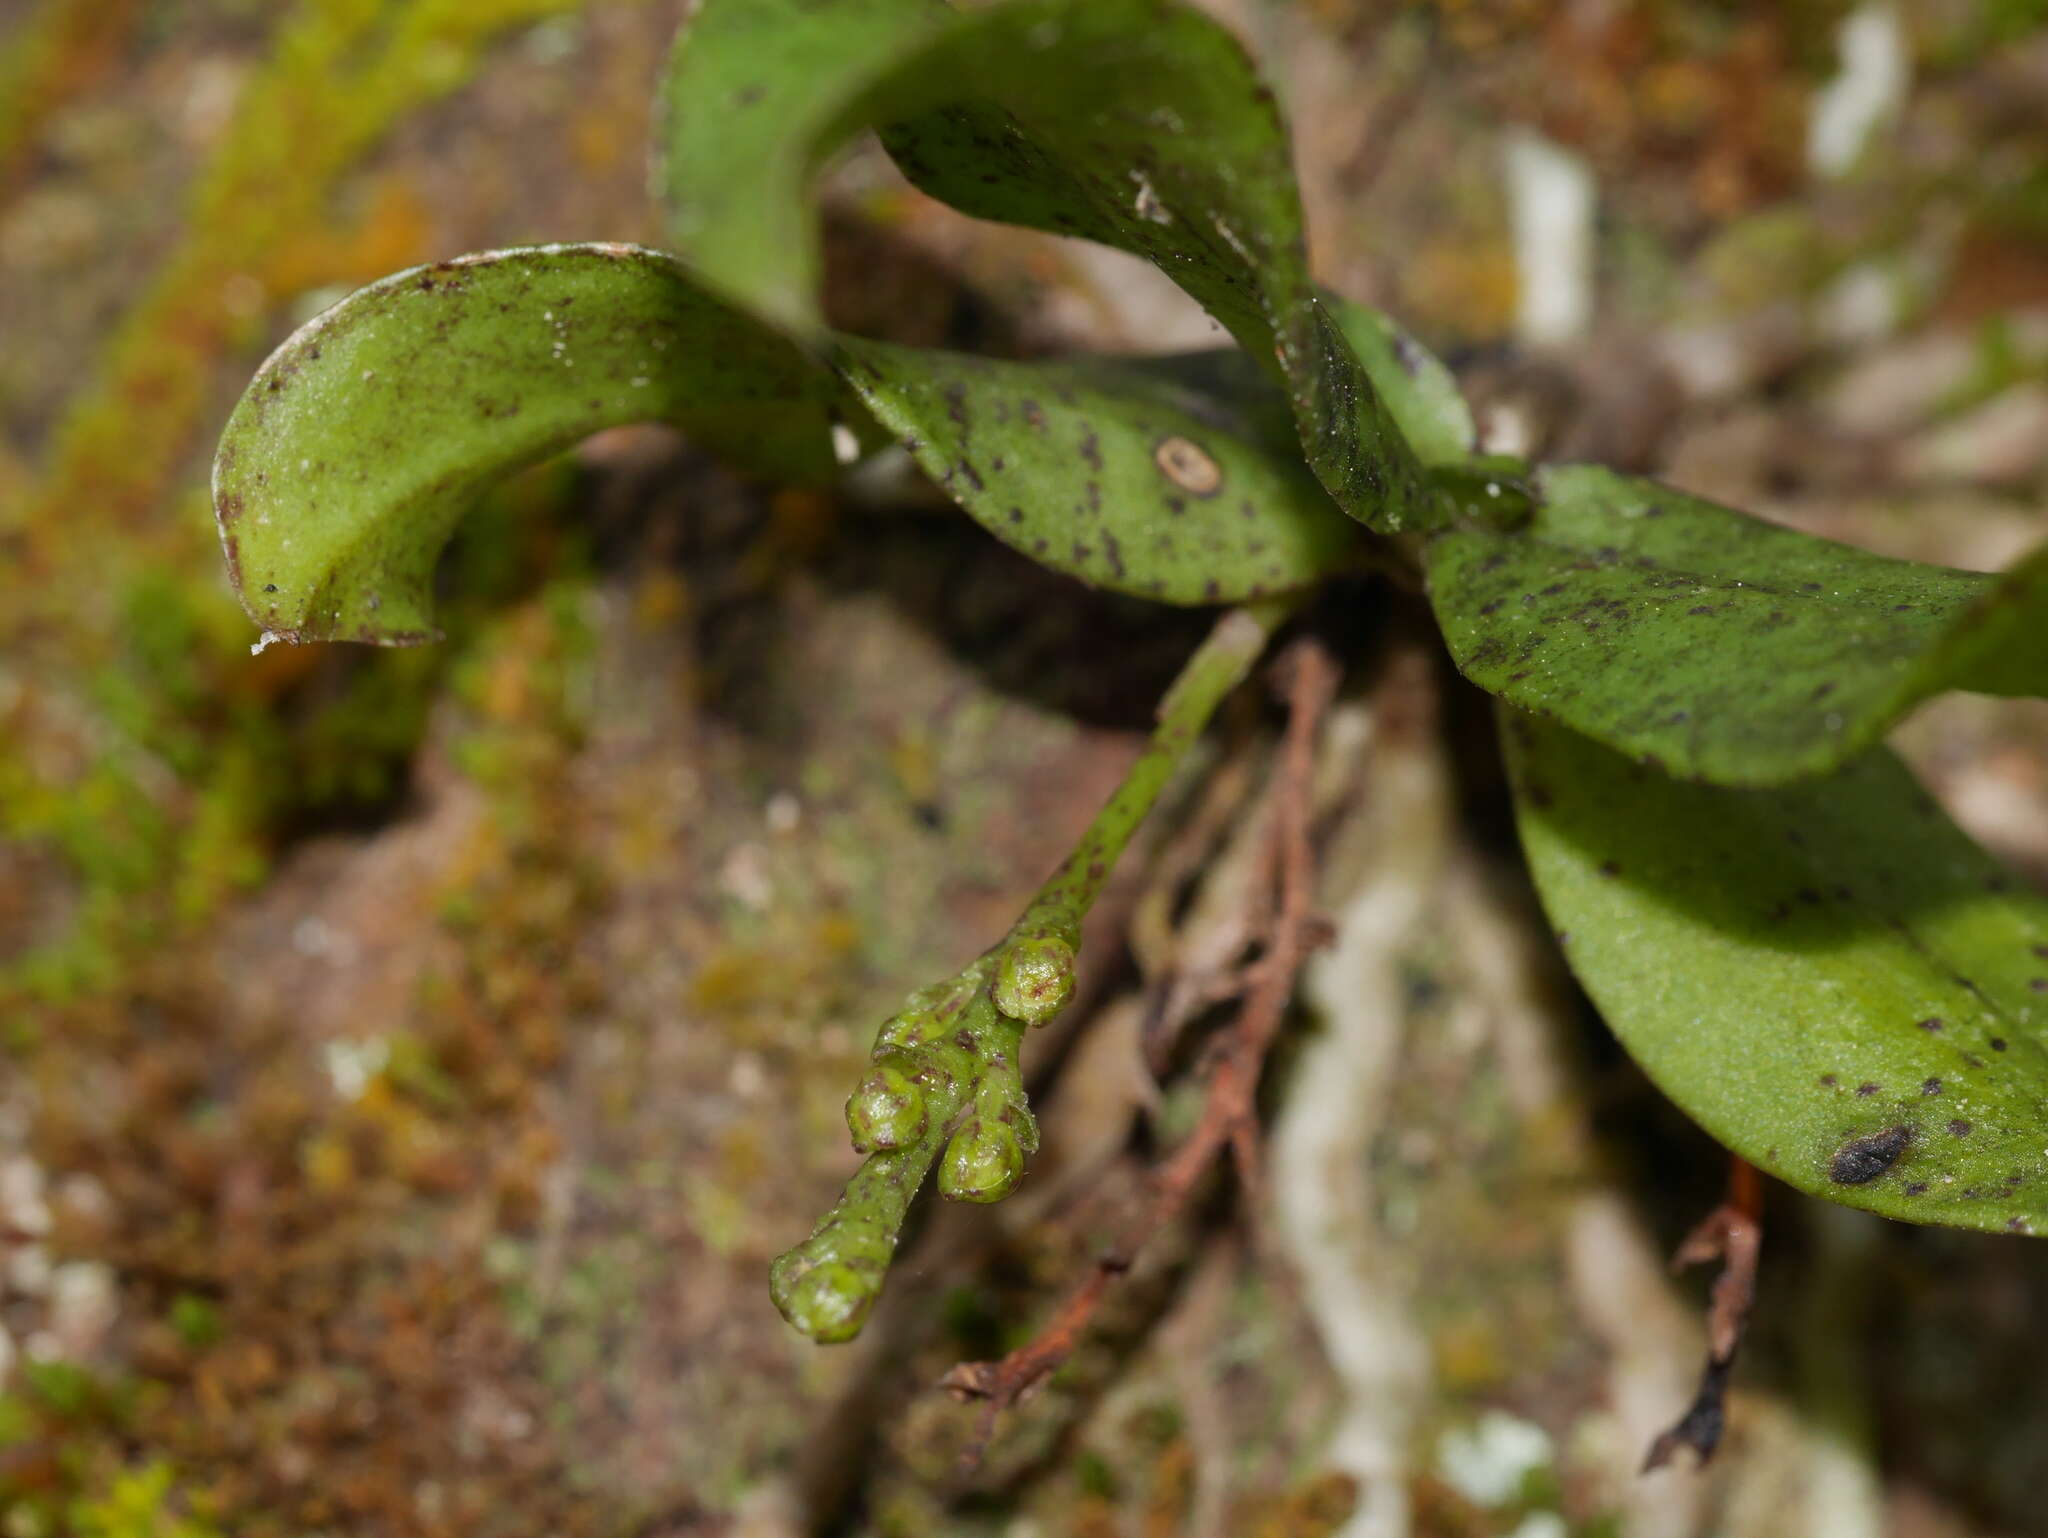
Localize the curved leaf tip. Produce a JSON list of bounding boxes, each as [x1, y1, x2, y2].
[[213, 243, 840, 648]]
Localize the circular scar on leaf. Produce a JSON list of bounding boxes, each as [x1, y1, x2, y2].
[[1154, 435, 1222, 496]]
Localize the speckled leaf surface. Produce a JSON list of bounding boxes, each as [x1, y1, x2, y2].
[[1323, 296, 1476, 470], [660, 0, 1437, 535], [658, 0, 945, 333], [837, 339, 1362, 603], [1506, 712, 2048, 1235], [1428, 465, 2048, 787], [213, 244, 840, 646]]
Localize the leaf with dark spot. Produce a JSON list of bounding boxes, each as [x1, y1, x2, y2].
[[1430, 465, 2048, 785], [659, 0, 1448, 535], [1506, 712, 2048, 1234], [838, 339, 1360, 601]]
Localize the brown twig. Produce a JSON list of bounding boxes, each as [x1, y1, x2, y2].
[[942, 639, 1341, 1460], [1643, 1157, 1764, 1472]]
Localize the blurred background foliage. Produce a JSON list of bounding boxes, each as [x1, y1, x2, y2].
[[5, 0, 2048, 1534]]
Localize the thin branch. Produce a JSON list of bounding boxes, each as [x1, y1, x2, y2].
[[1644, 1157, 1763, 1472]]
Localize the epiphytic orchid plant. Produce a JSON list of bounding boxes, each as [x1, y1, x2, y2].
[[213, 0, 2048, 1461]]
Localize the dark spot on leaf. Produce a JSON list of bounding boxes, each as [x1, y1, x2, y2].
[[1948, 1119, 1973, 1136], [1819, 1074, 1838, 1087], [1830, 1126, 1910, 1184], [262, 584, 277, 593], [1856, 1082, 1881, 1097], [1153, 435, 1222, 495], [1991, 1037, 2008, 1052], [1905, 1182, 1928, 1196], [1922, 1078, 1942, 1095], [1917, 1017, 1944, 1032]]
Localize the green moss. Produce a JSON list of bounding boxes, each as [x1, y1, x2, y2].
[[70, 1461, 224, 1538], [0, 0, 645, 1014]]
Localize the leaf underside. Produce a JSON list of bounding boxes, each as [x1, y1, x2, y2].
[[214, 245, 1372, 642], [1507, 711, 2048, 1236], [660, 0, 1439, 535], [1428, 465, 2048, 786]]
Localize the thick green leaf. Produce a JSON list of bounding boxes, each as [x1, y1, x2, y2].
[[1506, 712, 2048, 1235], [1427, 465, 2048, 786], [213, 243, 840, 646], [214, 243, 1373, 648], [659, 0, 1440, 535], [837, 340, 1362, 602], [1323, 296, 1476, 470]]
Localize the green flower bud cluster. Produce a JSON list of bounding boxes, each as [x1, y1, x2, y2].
[[772, 604, 1288, 1343]]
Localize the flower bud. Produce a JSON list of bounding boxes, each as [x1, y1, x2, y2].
[[993, 934, 1076, 1025], [939, 1114, 1030, 1203], [845, 1050, 927, 1153]]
